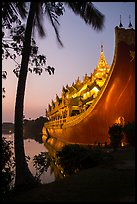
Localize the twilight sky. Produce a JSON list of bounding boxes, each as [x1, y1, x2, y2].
[[2, 2, 135, 123]]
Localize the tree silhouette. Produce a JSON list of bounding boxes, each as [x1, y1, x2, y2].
[[2, 2, 104, 189]]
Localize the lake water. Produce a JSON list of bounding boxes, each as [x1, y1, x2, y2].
[[2, 134, 55, 184]]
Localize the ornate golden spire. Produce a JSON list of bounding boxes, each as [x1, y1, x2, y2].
[[96, 44, 110, 72], [93, 44, 110, 87]]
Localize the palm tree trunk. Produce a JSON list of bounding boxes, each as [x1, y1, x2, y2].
[[14, 2, 37, 187]]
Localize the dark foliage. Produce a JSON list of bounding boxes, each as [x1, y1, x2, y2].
[[2, 2, 27, 29], [56, 144, 112, 176], [23, 116, 49, 143], [2, 22, 55, 79], [1, 137, 15, 201], [123, 121, 135, 146], [108, 123, 123, 150], [33, 152, 51, 182], [65, 2, 104, 30]]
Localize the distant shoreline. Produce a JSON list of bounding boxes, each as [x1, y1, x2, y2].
[[2, 122, 14, 135]]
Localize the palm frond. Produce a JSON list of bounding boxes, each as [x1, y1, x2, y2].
[[15, 2, 28, 19], [65, 2, 104, 31], [33, 2, 45, 37], [2, 2, 28, 27], [2, 2, 17, 26], [44, 3, 64, 47]]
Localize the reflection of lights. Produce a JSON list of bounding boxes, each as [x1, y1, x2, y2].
[[115, 116, 125, 127], [130, 51, 135, 62], [106, 80, 116, 103], [105, 82, 116, 110], [121, 142, 124, 147], [115, 75, 132, 106]]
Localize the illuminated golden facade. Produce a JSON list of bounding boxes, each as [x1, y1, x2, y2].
[[42, 26, 135, 152], [46, 44, 110, 121]]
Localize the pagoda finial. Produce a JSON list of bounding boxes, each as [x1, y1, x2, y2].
[[101, 43, 103, 52], [119, 15, 123, 28], [128, 15, 133, 28]]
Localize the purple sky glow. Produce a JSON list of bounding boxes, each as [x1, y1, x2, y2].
[[2, 2, 135, 123]]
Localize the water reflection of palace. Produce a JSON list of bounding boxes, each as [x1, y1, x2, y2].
[[42, 25, 135, 152]]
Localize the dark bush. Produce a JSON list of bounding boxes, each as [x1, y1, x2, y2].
[[108, 123, 123, 150], [123, 121, 135, 146], [2, 137, 15, 201], [33, 152, 51, 182], [56, 144, 111, 175]]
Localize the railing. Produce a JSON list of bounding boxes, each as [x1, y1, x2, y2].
[[44, 118, 67, 128]]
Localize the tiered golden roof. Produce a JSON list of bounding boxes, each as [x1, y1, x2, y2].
[[46, 45, 110, 120]]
